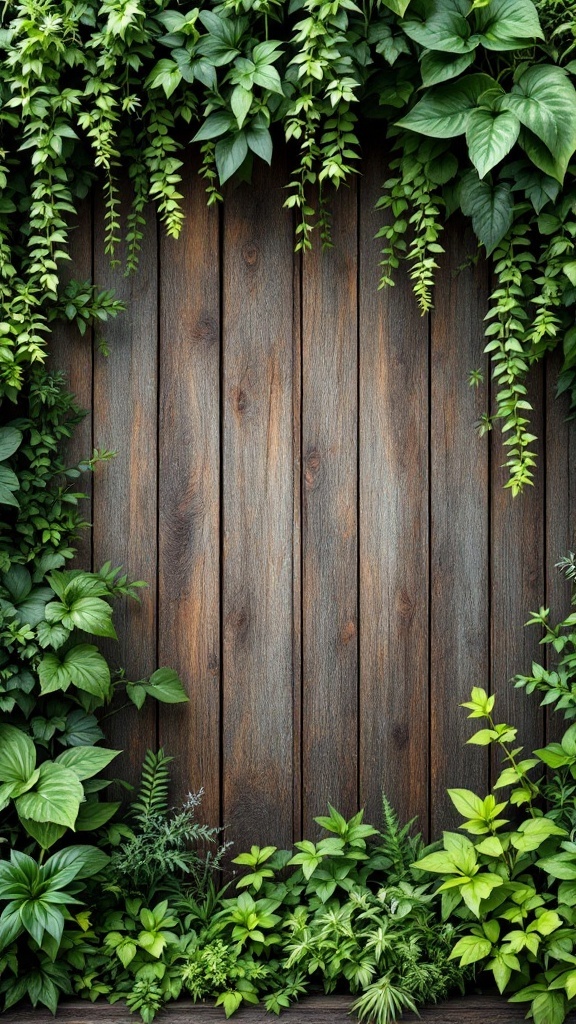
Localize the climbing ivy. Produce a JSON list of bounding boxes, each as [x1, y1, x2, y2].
[[1, 0, 576, 489]]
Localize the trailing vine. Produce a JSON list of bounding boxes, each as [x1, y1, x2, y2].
[[1, 0, 576, 487]]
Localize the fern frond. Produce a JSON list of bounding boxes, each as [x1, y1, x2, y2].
[[379, 794, 423, 879], [131, 748, 173, 826]]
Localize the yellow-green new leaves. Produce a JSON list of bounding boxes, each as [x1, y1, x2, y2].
[[413, 831, 504, 915], [448, 788, 509, 834]]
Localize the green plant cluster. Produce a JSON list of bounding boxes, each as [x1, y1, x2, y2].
[[418, 563, 576, 1024], [1, 0, 576, 490]]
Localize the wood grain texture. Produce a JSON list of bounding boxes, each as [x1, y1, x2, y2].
[[49, 200, 93, 569], [301, 183, 358, 835], [545, 354, 576, 743], [222, 161, 296, 850], [158, 160, 221, 824], [358, 148, 430, 831], [430, 222, 490, 835], [92, 189, 158, 784], [2, 992, 567, 1024], [490, 367, 545, 777]]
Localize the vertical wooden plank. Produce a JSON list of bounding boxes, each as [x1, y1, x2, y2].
[[545, 356, 576, 742], [222, 160, 296, 850], [430, 223, 490, 835], [546, 356, 576, 619], [302, 183, 358, 836], [157, 159, 221, 825], [293, 251, 303, 842], [358, 150, 430, 831], [92, 189, 158, 784], [49, 201, 93, 569], [491, 369, 544, 773]]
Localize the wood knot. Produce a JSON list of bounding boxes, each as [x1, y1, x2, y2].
[[396, 588, 414, 620], [192, 314, 217, 346], [339, 620, 356, 647], [304, 448, 321, 488], [242, 242, 259, 266], [207, 652, 219, 674], [231, 386, 248, 414], [227, 608, 249, 643], [392, 723, 409, 750]]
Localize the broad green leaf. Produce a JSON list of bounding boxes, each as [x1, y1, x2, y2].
[[397, 75, 497, 138], [460, 172, 513, 253], [381, 0, 412, 16], [534, 742, 573, 768], [215, 132, 249, 184], [64, 597, 117, 638], [448, 788, 485, 818], [530, 991, 566, 1024], [75, 800, 121, 830], [0, 724, 36, 785], [63, 644, 111, 698], [402, 5, 476, 54], [500, 66, 576, 183], [192, 111, 235, 143], [537, 853, 576, 880], [0, 909, 23, 953], [246, 118, 273, 164], [475, 835, 504, 857], [19, 819, 67, 850], [511, 817, 566, 853], [0, 426, 22, 461], [2, 565, 31, 603], [0, 465, 20, 507], [16, 762, 84, 829], [450, 933, 492, 965], [562, 723, 576, 756], [144, 668, 188, 704], [58, 709, 104, 747], [420, 50, 475, 87], [412, 850, 458, 873], [474, 0, 543, 49], [466, 109, 520, 178], [231, 85, 253, 129], [46, 844, 109, 880], [55, 746, 120, 781]]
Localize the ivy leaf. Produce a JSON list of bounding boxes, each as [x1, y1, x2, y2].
[[420, 50, 475, 87], [450, 933, 492, 965], [16, 762, 84, 829], [402, 2, 477, 54], [474, 0, 543, 49], [500, 65, 576, 182], [246, 118, 273, 163], [231, 85, 253, 129], [0, 724, 36, 786], [215, 132, 249, 183], [55, 746, 120, 781], [142, 668, 188, 704], [38, 644, 111, 698], [460, 172, 513, 253], [396, 74, 497, 138], [466, 109, 520, 178], [57, 709, 104, 748]]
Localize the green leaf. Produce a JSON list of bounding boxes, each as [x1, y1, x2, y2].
[[55, 746, 120, 781], [511, 817, 566, 853], [420, 50, 475, 87], [58, 709, 104, 747], [0, 724, 36, 785], [450, 933, 492, 965], [466, 109, 520, 178], [397, 75, 497, 138], [75, 801, 121, 830], [474, 0, 543, 49], [500, 65, 576, 183], [402, 1, 476, 54], [143, 668, 188, 704], [215, 133, 249, 184], [381, 0, 412, 15], [460, 172, 513, 253], [192, 111, 236, 143], [64, 597, 117, 638], [0, 465, 20, 507], [231, 85, 253, 129], [0, 426, 22, 461], [245, 118, 273, 164], [39, 644, 111, 698], [19, 819, 67, 850], [538, 853, 576, 879], [16, 763, 84, 830], [448, 788, 484, 818]]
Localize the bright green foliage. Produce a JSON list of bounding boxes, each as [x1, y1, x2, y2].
[[421, 564, 576, 1024]]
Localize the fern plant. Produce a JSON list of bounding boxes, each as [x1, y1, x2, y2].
[[106, 750, 228, 899]]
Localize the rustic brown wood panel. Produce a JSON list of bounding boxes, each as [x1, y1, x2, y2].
[[545, 355, 576, 742], [430, 224, 490, 834], [358, 150, 430, 831], [302, 184, 358, 835], [92, 191, 158, 784], [222, 163, 296, 849], [49, 200, 93, 569], [491, 368, 545, 776], [3, 992, 568, 1024], [157, 161, 221, 826]]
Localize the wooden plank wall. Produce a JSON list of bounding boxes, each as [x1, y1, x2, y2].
[[50, 142, 576, 850]]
